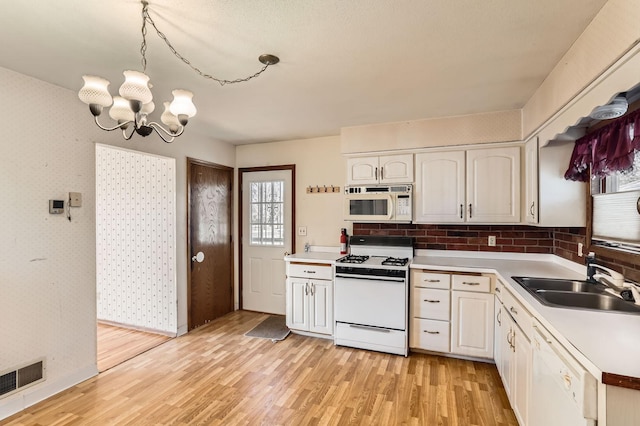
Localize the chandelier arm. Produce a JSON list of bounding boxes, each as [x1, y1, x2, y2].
[[122, 126, 137, 141], [141, 3, 272, 86], [147, 121, 184, 143], [94, 115, 135, 132]]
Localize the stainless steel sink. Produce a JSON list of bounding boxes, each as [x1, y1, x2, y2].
[[512, 276, 640, 314], [514, 277, 607, 293]]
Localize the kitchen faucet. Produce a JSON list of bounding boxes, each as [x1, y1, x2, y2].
[[586, 256, 625, 292]]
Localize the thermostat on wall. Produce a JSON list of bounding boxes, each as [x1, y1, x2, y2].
[[49, 199, 65, 214]]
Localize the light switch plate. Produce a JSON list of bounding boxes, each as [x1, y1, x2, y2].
[[69, 192, 82, 207], [488, 236, 496, 247]]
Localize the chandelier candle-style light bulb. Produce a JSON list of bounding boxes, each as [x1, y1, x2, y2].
[[78, 0, 278, 143]]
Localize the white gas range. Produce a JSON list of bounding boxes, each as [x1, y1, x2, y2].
[[333, 235, 413, 356]]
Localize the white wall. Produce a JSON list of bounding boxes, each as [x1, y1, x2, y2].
[[236, 135, 347, 255], [0, 66, 235, 419]]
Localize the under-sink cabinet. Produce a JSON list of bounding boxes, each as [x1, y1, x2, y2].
[[410, 270, 494, 359], [285, 262, 333, 336]]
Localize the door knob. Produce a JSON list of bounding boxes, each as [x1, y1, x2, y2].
[[191, 251, 205, 263]]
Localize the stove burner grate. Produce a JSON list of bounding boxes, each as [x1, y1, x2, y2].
[[337, 255, 370, 264], [381, 257, 409, 266]]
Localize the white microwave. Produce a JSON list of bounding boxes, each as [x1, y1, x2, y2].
[[344, 185, 412, 223]]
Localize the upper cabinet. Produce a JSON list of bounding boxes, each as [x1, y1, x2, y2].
[[524, 137, 539, 224], [346, 154, 413, 185], [415, 146, 521, 223], [523, 135, 586, 227]]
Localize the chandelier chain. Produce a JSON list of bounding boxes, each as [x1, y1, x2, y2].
[[140, 1, 271, 86]]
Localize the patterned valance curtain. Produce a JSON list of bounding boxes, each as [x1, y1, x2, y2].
[[564, 107, 640, 181]]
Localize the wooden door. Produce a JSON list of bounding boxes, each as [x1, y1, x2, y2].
[[414, 151, 466, 223], [466, 146, 521, 223], [187, 159, 233, 330]]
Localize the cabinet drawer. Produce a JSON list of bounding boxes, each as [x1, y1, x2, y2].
[[452, 274, 491, 293], [412, 271, 451, 289], [335, 322, 406, 355], [412, 288, 450, 321], [503, 288, 532, 339], [410, 318, 450, 353], [288, 262, 332, 280]]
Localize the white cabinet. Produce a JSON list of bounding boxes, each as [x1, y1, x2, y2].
[[524, 137, 586, 227], [285, 262, 333, 336], [410, 270, 494, 359], [451, 290, 494, 359], [498, 286, 532, 426], [415, 146, 521, 223], [410, 270, 451, 353], [524, 136, 539, 224], [414, 151, 465, 222], [346, 154, 413, 185]]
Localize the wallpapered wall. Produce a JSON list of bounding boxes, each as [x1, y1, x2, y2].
[[96, 145, 177, 334]]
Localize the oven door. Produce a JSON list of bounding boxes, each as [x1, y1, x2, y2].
[[344, 194, 394, 222], [334, 274, 406, 330]]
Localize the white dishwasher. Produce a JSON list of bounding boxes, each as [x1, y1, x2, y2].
[[530, 323, 597, 426]]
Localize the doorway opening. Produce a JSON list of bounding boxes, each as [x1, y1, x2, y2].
[[95, 144, 177, 371]]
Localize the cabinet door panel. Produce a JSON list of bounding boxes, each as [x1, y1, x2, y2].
[[524, 137, 539, 224], [494, 298, 504, 379], [347, 156, 379, 185], [466, 147, 520, 223], [451, 291, 494, 358], [501, 312, 514, 399], [513, 330, 531, 426], [309, 280, 333, 335], [415, 151, 465, 223], [379, 154, 413, 183], [286, 278, 309, 331]]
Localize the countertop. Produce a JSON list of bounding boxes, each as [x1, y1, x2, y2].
[[284, 252, 341, 263], [411, 252, 640, 385]]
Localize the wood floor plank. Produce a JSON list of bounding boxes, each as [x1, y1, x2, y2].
[[97, 323, 171, 372], [3, 311, 517, 425]]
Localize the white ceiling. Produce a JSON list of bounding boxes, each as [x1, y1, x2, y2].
[[0, 0, 608, 145]]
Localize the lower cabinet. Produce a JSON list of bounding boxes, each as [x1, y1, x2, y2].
[[286, 277, 333, 335], [498, 287, 532, 426], [451, 290, 494, 358], [286, 261, 333, 336]]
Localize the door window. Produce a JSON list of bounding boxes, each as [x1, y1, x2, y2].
[[250, 180, 284, 246]]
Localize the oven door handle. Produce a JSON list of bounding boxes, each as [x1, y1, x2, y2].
[[335, 274, 405, 283]]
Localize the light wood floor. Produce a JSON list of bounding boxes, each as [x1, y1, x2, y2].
[[97, 323, 172, 372], [3, 311, 517, 425]]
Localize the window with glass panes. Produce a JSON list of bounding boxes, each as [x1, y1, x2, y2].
[[250, 180, 284, 246]]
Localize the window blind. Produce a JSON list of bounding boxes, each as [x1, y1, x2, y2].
[[592, 189, 640, 246]]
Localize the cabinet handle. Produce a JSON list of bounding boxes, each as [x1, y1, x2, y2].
[[375, 167, 378, 180], [511, 330, 516, 352], [530, 201, 535, 218], [423, 299, 440, 303], [349, 324, 390, 333], [460, 204, 463, 219], [424, 279, 440, 283], [506, 329, 512, 346], [424, 330, 440, 334], [497, 309, 502, 326], [510, 306, 518, 315], [304, 270, 316, 274], [380, 167, 384, 180], [469, 203, 473, 218], [495, 287, 501, 293], [305, 283, 309, 296], [462, 282, 480, 286]]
